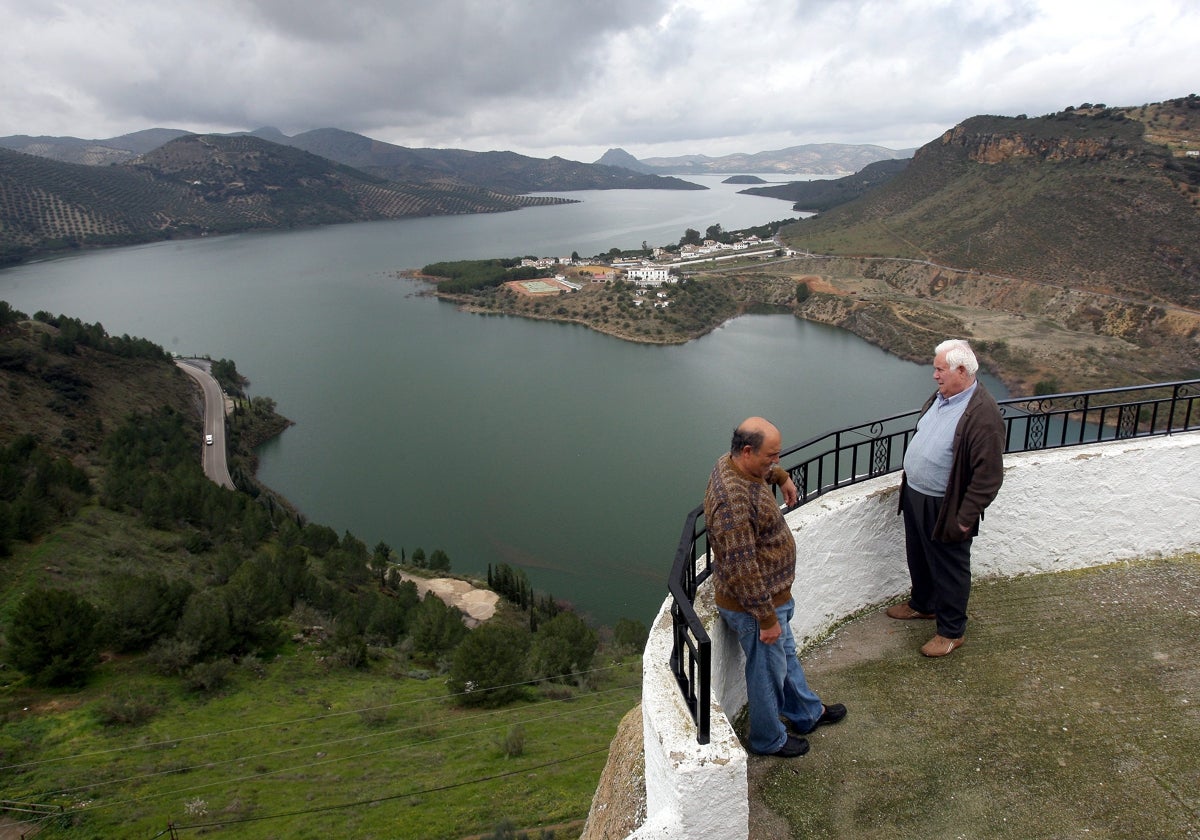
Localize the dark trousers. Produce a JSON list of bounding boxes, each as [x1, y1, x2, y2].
[[900, 488, 972, 638]]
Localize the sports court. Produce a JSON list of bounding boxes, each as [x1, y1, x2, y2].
[[506, 278, 574, 295]]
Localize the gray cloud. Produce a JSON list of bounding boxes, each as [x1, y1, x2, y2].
[[1, 0, 1196, 159]]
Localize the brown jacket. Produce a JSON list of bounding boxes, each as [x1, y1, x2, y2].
[[899, 383, 1006, 542], [705, 456, 795, 629]]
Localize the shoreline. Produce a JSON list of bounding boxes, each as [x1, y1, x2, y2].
[[437, 292, 707, 346], [413, 255, 1200, 397]]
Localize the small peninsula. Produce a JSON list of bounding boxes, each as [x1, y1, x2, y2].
[[421, 239, 1200, 399]]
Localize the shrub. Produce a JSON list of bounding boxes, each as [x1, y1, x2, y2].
[[98, 572, 194, 653], [146, 637, 202, 676], [357, 691, 395, 727], [96, 689, 164, 726], [323, 633, 368, 670], [185, 658, 234, 694], [175, 589, 233, 659], [410, 594, 467, 658], [6, 588, 100, 686], [447, 623, 531, 707], [528, 611, 598, 683], [500, 724, 526, 758], [613, 617, 649, 653]]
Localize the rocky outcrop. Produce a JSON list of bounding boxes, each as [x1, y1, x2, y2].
[[938, 124, 1138, 164], [580, 705, 647, 840], [779, 255, 1200, 394]]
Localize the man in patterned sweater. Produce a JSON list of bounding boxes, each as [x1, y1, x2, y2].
[[705, 416, 846, 758]]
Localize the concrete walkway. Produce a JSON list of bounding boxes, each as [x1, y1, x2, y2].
[[746, 556, 1200, 839]]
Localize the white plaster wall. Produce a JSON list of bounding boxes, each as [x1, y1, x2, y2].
[[636, 596, 748, 839], [635, 433, 1200, 840]]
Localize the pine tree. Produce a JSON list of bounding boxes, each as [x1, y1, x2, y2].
[[8, 588, 100, 686]]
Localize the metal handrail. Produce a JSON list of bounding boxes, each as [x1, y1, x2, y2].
[[668, 379, 1200, 743]]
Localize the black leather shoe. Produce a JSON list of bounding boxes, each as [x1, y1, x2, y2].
[[763, 735, 810, 758], [798, 702, 847, 734]]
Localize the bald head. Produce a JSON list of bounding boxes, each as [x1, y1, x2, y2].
[[730, 417, 777, 454], [730, 417, 783, 479]]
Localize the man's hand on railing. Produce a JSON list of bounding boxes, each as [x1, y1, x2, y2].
[[781, 475, 798, 507]]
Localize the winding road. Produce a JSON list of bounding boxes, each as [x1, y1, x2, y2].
[[175, 359, 236, 490]]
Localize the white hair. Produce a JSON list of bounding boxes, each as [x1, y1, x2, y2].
[[935, 338, 979, 377]]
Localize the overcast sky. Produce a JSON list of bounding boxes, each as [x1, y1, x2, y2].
[[2, 0, 1197, 162]]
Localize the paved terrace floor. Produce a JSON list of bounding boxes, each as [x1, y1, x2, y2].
[[745, 555, 1200, 839]]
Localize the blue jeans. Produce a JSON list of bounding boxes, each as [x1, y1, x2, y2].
[[718, 599, 823, 755]]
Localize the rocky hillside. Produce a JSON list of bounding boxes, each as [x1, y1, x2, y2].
[[781, 97, 1200, 309]]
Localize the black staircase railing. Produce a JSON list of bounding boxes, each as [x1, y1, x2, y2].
[[668, 379, 1200, 744]]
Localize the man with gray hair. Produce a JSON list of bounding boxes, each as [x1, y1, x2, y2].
[[888, 339, 1005, 657]]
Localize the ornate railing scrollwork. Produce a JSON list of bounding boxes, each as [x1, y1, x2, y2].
[[870, 436, 890, 476]]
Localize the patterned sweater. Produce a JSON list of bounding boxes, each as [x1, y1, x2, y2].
[[704, 455, 796, 629]]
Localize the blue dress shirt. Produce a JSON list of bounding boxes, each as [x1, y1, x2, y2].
[[903, 381, 977, 496]]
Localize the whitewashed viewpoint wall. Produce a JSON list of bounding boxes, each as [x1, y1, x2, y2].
[[631, 433, 1200, 840]]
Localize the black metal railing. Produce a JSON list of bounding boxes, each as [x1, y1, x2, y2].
[[668, 379, 1200, 744]]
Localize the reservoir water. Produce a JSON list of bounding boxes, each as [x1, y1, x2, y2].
[[0, 176, 1004, 625]]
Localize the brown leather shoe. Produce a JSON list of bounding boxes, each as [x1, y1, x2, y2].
[[886, 603, 935, 620], [921, 634, 964, 657]]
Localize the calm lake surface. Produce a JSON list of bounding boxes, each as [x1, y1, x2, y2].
[[0, 176, 1005, 625]]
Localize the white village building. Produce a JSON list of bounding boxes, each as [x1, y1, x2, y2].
[[626, 266, 675, 287]]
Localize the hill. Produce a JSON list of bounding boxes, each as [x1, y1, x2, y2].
[[276, 127, 706, 193], [763, 96, 1200, 393], [0, 128, 192, 165], [606, 142, 912, 176], [1, 126, 706, 194], [781, 98, 1200, 306], [594, 148, 657, 174], [740, 157, 910, 210], [0, 134, 574, 263]]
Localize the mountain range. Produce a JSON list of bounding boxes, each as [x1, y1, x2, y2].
[[0, 134, 583, 265], [0, 127, 903, 265], [3, 98, 1198, 297], [0, 126, 712, 193], [595, 143, 912, 176], [0, 127, 719, 265]]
